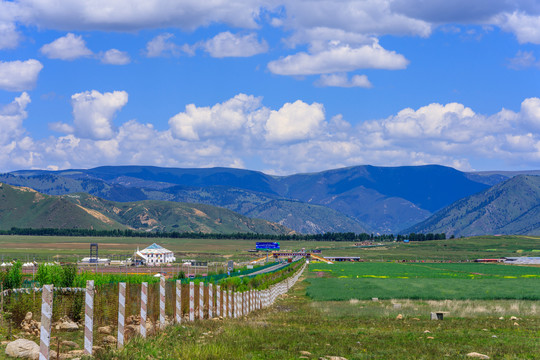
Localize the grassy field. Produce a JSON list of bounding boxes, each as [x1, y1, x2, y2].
[[0, 234, 538, 263], [86, 277, 540, 360], [306, 262, 540, 301]]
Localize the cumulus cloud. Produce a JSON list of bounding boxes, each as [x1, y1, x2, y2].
[[71, 90, 129, 140], [496, 12, 540, 44], [0, 22, 21, 50], [145, 33, 180, 57], [265, 101, 325, 143], [100, 49, 131, 65], [201, 32, 268, 58], [6, 94, 540, 175], [0, 92, 30, 145], [169, 94, 267, 141], [268, 41, 408, 75], [315, 73, 372, 88], [40, 33, 93, 60], [0, 60, 43, 92]]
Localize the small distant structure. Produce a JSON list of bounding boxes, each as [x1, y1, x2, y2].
[[79, 257, 110, 265], [89, 243, 99, 263], [474, 258, 502, 263], [138, 243, 176, 266]]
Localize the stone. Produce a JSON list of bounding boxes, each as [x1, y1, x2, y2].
[[57, 317, 79, 331], [60, 340, 78, 349], [124, 324, 139, 339], [396, 314, 403, 320], [513, 322, 519, 326], [426, 336, 434, 339], [393, 303, 402, 309], [68, 350, 85, 356], [102, 335, 117, 345], [24, 313, 32, 322], [423, 330, 431, 333], [371, 298, 378, 302], [98, 326, 112, 335], [321, 357, 348, 360], [466, 352, 490, 359], [300, 351, 312, 356], [411, 318, 420, 321], [5, 339, 39, 359], [510, 316, 518, 321], [498, 317, 504, 320]]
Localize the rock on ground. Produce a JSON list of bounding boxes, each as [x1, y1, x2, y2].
[[466, 352, 490, 359], [98, 325, 112, 335], [5, 339, 39, 359]]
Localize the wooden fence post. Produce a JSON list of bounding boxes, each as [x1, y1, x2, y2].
[[84, 280, 94, 356], [216, 285, 221, 317], [117, 282, 126, 348], [159, 277, 165, 329], [175, 280, 182, 324], [189, 282, 195, 322], [208, 283, 213, 319], [140, 282, 147, 338], [199, 282, 204, 320], [228, 290, 232, 318], [39, 284, 53, 360]]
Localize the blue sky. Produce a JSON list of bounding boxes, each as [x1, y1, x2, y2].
[[0, 0, 539, 174]]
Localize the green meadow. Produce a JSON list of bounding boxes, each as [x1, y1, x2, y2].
[[306, 262, 540, 301]]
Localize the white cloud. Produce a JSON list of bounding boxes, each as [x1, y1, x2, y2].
[[0, 60, 43, 92], [315, 73, 372, 88], [201, 32, 268, 58], [268, 41, 408, 75], [145, 33, 179, 57], [49, 121, 74, 134], [71, 90, 129, 140], [100, 49, 131, 65], [10, 0, 266, 31], [507, 50, 540, 69], [495, 12, 540, 44], [6, 94, 540, 175], [280, 0, 432, 38], [520, 97, 540, 131], [265, 101, 325, 143], [40, 33, 93, 60], [0, 22, 21, 50], [169, 94, 265, 141], [0, 92, 30, 145]]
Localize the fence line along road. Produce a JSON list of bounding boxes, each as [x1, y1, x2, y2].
[[33, 261, 306, 357]]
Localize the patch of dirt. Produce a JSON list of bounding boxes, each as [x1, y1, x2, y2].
[[76, 205, 116, 224], [192, 208, 209, 218], [138, 212, 158, 226]]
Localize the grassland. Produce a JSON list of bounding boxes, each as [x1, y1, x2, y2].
[[0, 234, 538, 263], [306, 262, 540, 301], [89, 278, 539, 360]]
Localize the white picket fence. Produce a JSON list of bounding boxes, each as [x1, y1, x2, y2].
[[34, 261, 306, 358]]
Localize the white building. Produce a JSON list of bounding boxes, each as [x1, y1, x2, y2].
[[139, 243, 176, 266]]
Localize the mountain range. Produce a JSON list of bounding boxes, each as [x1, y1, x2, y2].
[[0, 182, 290, 234], [2, 164, 540, 236]]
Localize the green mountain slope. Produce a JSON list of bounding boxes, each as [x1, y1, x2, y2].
[[245, 199, 368, 234], [406, 175, 540, 237], [61, 193, 291, 234], [0, 183, 126, 230]]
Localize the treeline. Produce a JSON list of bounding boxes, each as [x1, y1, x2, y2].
[[0, 227, 445, 242], [398, 233, 447, 241]]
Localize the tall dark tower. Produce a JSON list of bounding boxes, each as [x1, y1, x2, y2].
[[90, 243, 98, 263]]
